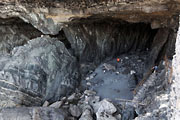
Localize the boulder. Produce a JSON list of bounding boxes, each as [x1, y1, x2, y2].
[[0, 36, 79, 107], [69, 104, 82, 117], [79, 109, 93, 120]]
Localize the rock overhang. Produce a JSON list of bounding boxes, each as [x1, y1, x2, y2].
[[0, 0, 180, 34]]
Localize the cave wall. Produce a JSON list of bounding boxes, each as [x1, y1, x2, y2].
[[0, 36, 79, 107], [0, 2, 179, 119], [64, 21, 157, 65], [0, 18, 42, 53], [172, 17, 180, 119]]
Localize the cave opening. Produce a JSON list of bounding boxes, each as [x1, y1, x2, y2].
[[0, 16, 177, 120], [61, 19, 176, 119], [62, 19, 175, 102]]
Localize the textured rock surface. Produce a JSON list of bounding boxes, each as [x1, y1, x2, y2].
[[171, 16, 180, 119], [0, 107, 68, 120], [132, 61, 173, 120], [0, 0, 179, 34], [64, 22, 158, 67], [0, 18, 41, 53], [0, 1, 179, 119], [79, 109, 93, 120], [0, 36, 79, 107]]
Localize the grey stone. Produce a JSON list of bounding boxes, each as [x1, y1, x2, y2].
[[84, 90, 96, 96], [79, 109, 93, 120], [115, 114, 122, 120], [42, 101, 49, 107], [67, 93, 76, 102], [0, 107, 68, 120], [69, 104, 82, 117], [49, 101, 63, 108], [97, 99, 117, 114], [0, 36, 79, 107], [103, 63, 116, 71]]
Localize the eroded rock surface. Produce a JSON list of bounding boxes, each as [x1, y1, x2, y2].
[[0, 0, 179, 34], [0, 36, 79, 107]]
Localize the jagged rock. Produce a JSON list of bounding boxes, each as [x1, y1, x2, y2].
[[0, 107, 68, 120], [97, 99, 117, 114], [0, 36, 79, 107], [0, 18, 41, 54], [49, 101, 63, 108], [69, 104, 82, 117], [103, 63, 116, 71], [0, 0, 179, 35], [67, 93, 76, 102], [42, 101, 49, 107], [79, 109, 93, 120]]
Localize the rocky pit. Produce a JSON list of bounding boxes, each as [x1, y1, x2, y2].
[[0, 0, 180, 120]]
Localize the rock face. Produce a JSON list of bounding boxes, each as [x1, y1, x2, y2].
[[0, 0, 179, 119], [0, 36, 79, 107], [0, 107, 68, 120], [0, 18, 41, 53], [64, 22, 158, 66], [172, 17, 180, 119], [0, 0, 179, 34]]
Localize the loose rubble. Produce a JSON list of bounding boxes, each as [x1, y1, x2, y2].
[[40, 89, 122, 120]]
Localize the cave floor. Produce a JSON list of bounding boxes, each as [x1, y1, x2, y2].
[[81, 52, 149, 102]]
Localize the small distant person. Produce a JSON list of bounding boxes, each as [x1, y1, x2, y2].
[[152, 66, 158, 73]]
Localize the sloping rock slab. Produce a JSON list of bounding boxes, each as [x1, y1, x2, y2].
[[0, 107, 68, 120], [0, 36, 79, 107]]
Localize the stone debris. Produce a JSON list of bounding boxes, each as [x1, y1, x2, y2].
[[125, 57, 129, 59], [103, 63, 116, 71], [97, 99, 117, 114], [130, 70, 136, 75], [67, 93, 76, 102], [69, 104, 82, 117], [86, 73, 97, 80], [79, 109, 93, 120], [86, 82, 92, 86], [84, 90, 96, 96]]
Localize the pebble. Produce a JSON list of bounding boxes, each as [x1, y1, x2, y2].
[[137, 59, 142, 62], [125, 57, 129, 59], [116, 71, 120, 75], [130, 70, 136, 75], [86, 82, 91, 86], [115, 114, 122, 120]]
